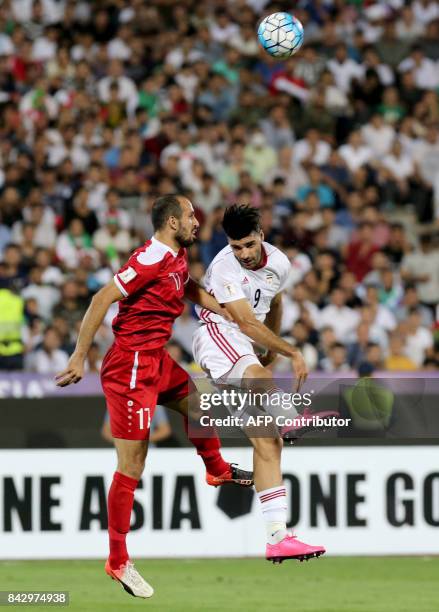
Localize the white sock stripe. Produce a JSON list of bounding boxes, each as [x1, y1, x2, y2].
[[260, 492, 287, 504], [259, 487, 286, 501]]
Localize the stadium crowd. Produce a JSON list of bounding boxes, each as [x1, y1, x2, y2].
[[0, 0, 439, 375]]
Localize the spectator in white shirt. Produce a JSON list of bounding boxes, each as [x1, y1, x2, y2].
[[31, 25, 58, 61], [381, 140, 415, 181], [34, 248, 64, 287], [401, 234, 439, 307], [361, 114, 395, 159], [93, 216, 132, 260], [21, 266, 60, 321], [338, 130, 373, 173], [281, 281, 319, 333], [97, 189, 131, 231], [361, 46, 395, 86], [229, 23, 259, 57], [320, 342, 351, 372], [363, 285, 397, 332], [193, 173, 222, 214], [165, 36, 203, 70], [396, 5, 425, 41], [26, 327, 69, 374], [209, 9, 239, 44], [259, 105, 295, 151], [413, 0, 439, 25], [275, 319, 318, 372], [107, 25, 133, 61], [294, 128, 331, 166], [404, 309, 434, 367], [327, 43, 363, 93], [320, 70, 350, 114], [318, 287, 360, 341], [97, 59, 138, 116], [398, 46, 438, 89], [264, 146, 308, 195]]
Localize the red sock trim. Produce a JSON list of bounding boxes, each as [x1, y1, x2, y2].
[[113, 471, 138, 490]]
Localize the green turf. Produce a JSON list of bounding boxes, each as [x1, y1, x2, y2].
[[0, 557, 438, 612]]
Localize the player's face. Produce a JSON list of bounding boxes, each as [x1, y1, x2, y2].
[[175, 198, 199, 247], [228, 231, 263, 269]]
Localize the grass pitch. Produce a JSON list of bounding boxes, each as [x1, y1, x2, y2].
[[0, 557, 437, 612]]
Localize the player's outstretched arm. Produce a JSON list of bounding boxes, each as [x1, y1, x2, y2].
[[55, 281, 124, 387], [224, 298, 308, 390], [184, 277, 232, 320]]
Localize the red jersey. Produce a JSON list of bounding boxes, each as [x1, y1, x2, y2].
[[112, 237, 189, 351]]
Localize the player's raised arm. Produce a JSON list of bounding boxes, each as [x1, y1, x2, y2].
[[223, 297, 308, 390], [55, 280, 124, 387]]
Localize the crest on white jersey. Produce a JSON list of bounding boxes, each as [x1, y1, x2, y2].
[[119, 267, 137, 283], [224, 282, 236, 296], [265, 272, 274, 284]]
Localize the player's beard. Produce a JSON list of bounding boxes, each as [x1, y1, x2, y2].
[[175, 228, 196, 248]]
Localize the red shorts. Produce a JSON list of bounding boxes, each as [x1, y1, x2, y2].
[[101, 343, 195, 440]]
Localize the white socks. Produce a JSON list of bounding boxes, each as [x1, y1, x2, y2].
[[258, 486, 288, 544]]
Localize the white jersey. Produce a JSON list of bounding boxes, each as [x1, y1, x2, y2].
[[196, 242, 290, 331]]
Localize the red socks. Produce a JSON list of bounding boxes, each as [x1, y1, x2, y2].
[[108, 471, 138, 569], [183, 415, 229, 476]]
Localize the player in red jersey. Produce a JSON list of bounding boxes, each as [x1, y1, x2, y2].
[[56, 195, 252, 599]]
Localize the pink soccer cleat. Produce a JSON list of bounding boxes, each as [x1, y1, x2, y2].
[[281, 408, 339, 444], [266, 533, 326, 564]]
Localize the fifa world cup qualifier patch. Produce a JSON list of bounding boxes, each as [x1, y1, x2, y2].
[[119, 267, 138, 283], [224, 283, 237, 296]]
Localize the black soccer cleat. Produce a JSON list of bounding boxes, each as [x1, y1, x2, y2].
[[206, 463, 254, 487]]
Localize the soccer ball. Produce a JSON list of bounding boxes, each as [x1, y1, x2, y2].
[[257, 12, 304, 59]]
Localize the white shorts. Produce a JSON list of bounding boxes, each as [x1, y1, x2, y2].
[[192, 322, 261, 383]]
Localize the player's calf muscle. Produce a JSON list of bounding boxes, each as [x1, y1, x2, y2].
[[252, 436, 283, 461]]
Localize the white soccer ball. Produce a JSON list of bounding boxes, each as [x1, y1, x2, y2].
[[257, 12, 304, 59]]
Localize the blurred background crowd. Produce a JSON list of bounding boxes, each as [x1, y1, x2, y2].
[[0, 0, 439, 377]]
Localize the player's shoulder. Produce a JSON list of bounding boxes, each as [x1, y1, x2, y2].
[[132, 237, 177, 267], [209, 245, 239, 271], [264, 242, 290, 270]]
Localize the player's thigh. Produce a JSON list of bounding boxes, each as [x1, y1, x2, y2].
[[101, 346, 159, 441], [194, 323, 261, 384]]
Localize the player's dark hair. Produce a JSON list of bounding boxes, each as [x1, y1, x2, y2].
[[222, 204, 261, 240], [152, 194, 183, 230]]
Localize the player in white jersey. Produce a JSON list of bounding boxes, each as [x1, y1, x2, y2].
[[193, 205, 334, 563]]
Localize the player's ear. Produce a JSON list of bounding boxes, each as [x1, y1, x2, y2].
[[169, 215, 179, 230], [260, 229, 264, 241]]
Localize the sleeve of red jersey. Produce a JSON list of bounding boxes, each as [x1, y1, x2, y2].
[[113, 252, 161, 298]]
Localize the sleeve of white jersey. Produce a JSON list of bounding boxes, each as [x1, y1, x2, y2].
[[277, 251, 291, 293], [209, 258, 246, 304]]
